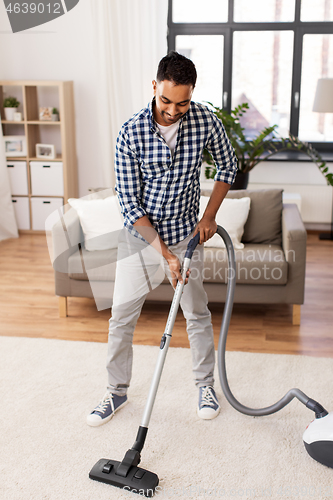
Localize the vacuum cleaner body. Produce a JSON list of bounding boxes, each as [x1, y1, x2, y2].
[[303, 413, 333, 468]]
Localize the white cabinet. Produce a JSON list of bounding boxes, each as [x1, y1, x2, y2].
[[12, 197, 30, 230], [30, 161, 64, 196], [0, 80, 78, 232], [7, 161, 28, 195], [31, 197, 64, 231]]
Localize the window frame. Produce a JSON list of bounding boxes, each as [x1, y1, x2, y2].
[[168, 0, 333, 153]]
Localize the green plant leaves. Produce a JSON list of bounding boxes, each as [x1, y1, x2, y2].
[[202, 102, 332, 186]]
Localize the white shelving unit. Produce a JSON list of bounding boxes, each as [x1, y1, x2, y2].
[[1, 80, 78, 232]]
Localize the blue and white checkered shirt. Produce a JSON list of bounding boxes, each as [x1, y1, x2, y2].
[[115, 100, 238, 246]]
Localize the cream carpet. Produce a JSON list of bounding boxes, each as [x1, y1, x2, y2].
[[1, 336, 333, 500]]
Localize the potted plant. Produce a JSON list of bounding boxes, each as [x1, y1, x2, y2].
[[3, 96, 20, 121], [204, 102, 332, 189], [51, 107, 59, 121]]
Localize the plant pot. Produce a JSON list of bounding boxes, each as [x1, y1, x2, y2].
[[230, 171, 249, 191], [4, 107, 18, 121], [51, 113, 59, 122]]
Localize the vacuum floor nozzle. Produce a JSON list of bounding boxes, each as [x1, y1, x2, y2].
[[89, 458, 159, 497]]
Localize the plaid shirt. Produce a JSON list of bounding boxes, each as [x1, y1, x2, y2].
[[115, 100, 238, 246]]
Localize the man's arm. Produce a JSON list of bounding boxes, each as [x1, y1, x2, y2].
[[115, 128, 186, 289], [193, 181, 231, 244], [115, 128, 146, 227], [194, 110, 238, 244], [133, 216, 187, 289]]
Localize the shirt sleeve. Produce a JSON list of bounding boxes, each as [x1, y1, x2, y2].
[[206, 113, 238, 185], [114, 127, 146, 227]]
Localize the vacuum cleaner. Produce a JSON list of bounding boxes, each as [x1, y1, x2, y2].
[[89, 225, 333, 497]]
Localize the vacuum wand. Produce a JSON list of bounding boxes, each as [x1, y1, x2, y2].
[[89, 232, 200, 497], [140, 253, 194, 428], [137, 234, 200, 432]]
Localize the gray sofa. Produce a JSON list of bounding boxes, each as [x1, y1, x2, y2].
[[51, 189, 307, 325]]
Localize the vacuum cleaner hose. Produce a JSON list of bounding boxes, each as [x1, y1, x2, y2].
[[215, 225, 325, 417]]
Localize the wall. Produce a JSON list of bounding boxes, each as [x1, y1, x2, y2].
[[0, 0, 103, 197], [248, 161, 333, 229]]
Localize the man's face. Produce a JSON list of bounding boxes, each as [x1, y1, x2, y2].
[[152, 79, 193, 127]]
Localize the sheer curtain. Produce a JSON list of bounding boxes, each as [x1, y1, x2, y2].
[[91, 0, 168, 188], [0, 116, 18, 241]]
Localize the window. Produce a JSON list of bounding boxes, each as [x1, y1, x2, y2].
[[168, 0, 333, 149], [175, 35, 224, 106], [301, 0, 333, 22], [299, 34, 333, 141], [234, 0, 295, 23], [232, 31, 294, 138], [173, 0, 228, 23]]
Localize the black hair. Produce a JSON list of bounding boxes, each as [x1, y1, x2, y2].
[[156, 51, 197, 87]]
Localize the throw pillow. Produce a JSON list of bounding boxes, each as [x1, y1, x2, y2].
[[68, 196, 123, 251], [226, 189, 283, 245], [199, 196, 251, 249]]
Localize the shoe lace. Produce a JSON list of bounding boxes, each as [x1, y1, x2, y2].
[[200, 387, 217, 408], [94, 393, 113, 414]]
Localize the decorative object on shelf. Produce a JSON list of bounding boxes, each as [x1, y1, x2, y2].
[[51, 108, 59, 121], [39, 107, 53, 121], [313, 78, 333, 241], [13, 112, 22, 121], [3, 96, 20, 121], [36, 143, 56, 159], [203, 102, 330, 191], [4, 136, 26, 157]]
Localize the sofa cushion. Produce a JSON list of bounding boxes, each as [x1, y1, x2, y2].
[[226, 189, 283, 246], [203, 244, 288, 285], [68, 247, 118, 281]]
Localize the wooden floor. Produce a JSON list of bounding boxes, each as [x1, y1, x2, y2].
[[0, 232, 332, 357]]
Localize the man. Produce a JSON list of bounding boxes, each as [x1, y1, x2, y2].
[[87, 51, 237, 427]]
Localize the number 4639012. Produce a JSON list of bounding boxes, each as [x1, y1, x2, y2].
[[6, 3, 62, 14]]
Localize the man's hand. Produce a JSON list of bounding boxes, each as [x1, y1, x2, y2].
[[133, 216, 190, 289], [194, 216, 217, 245], [194, 180, 231, 244], [165, 251, 190, 289]]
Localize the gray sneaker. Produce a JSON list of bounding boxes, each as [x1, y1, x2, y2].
[[197, 386, 220, 420], [87, 392, 128, 427]]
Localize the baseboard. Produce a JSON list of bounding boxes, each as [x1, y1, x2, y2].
[[305, 223, 332, 231]]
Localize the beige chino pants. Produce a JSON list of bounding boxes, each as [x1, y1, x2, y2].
[[106, 228, 215, 396]]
